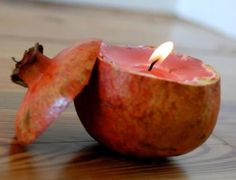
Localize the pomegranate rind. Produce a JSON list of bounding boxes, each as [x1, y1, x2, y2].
[[74, 46, 220, 157], [15, 40, 101, 144]]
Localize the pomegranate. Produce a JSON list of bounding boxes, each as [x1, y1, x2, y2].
[[11, 41, 220, 158], [74, 42, 220, 157]]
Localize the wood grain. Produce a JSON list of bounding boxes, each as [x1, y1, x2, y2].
[[1, 0, 236, 179]]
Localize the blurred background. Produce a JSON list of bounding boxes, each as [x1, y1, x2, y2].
[[0, 0, 235, 103], [38, 0, 236, 40]]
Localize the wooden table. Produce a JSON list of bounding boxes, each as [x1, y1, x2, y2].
[[1, 1, 236, 179]]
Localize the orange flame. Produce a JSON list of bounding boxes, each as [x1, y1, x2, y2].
[[148, 41, 174, 63]]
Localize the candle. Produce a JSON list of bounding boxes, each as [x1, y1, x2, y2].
[[11, 40, 220, 157], [100, 42, 216, 84], [75, 41, 220, 157]]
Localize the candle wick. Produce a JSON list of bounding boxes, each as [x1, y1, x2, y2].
[[148, 59, 158, 71]]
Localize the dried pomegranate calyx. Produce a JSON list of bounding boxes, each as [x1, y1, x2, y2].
[[11, 43, 51, 88]]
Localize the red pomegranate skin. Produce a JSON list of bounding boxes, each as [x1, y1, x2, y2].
[[74, 54, 220, 157], [12, 40, 101, 145]]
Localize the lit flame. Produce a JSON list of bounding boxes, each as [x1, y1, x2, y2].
[[148, 41, 174, 63]]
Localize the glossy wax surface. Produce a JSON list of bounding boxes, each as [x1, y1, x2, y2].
[[100, 43, 216, 83]]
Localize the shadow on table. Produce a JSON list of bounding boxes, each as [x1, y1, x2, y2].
[[1, 138, 38, 179], [60, 143, 188, 179]]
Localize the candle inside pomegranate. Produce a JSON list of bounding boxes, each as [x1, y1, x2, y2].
[[74, 42, 220, 157], [11, 40, 220, 157], [100, 43, 216, 84]]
